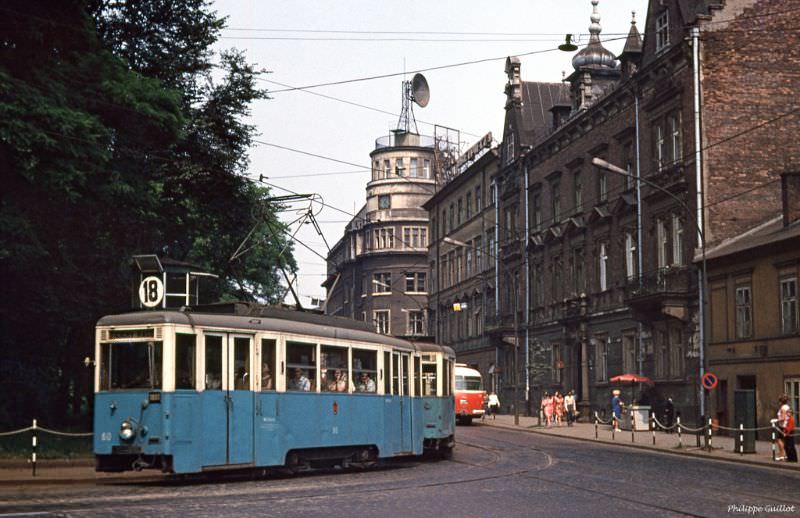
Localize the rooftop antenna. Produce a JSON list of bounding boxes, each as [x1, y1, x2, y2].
[[396, 72, 430, 134]]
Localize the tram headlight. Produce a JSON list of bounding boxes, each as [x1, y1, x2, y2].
[[119, 420, 135, 441]]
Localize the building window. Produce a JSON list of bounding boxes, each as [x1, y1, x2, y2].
[[373, 227, 394, 249], [408, 310, 424, 336], [505, 132, 515, 164], [599, 171, 608, 202], [378, 194, 391, 209], [383, 160, 391, 178], [625, 232, 637, 280], [656, 10, 670, 52], [449, 203, 455, 230], [409, 158, 418, 177], [624, 144, 635, 190], [669, 112, 682, 163], [623, 333, 636, 374], [574, 171, 583, 213], [781, 277, 798, 334], [405, 272, 426, 293], [735, 285, 752, 339], [374, 310, 390, 334], [572, 247, 584, 295], [457, 198, 463, 226], [656, 217, 668, 268], [534, 263, 544, 306], [785, 379, 800, 416], [532, 191, 542, 231], [423, 159, 431, 178], [474, 236, 483, 271], [475, 186, 482, 212], [373, 272, 391, 294], [395, 157, 404, 176], [595, 337, 608, 382], [403, 226, 427, 249], [489, 180, 496, 206], [552, 256, 562, 302], [672, 214, 684, 266], [599, 242, 608, 292], [654, 124, 665, 171], [466, 246, 473, 275], [669, 325, 684, 378], [465, 192, 472, 220], [552, 344, 564, 383], [551, 180, 561, 222], [441, 210, 447, 235]]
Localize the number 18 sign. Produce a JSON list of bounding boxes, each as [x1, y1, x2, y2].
[[139, 276, 164, 308]]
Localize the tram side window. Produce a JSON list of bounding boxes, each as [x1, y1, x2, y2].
[[287, 341, 316, 392], [205, 335, 223, 390], [321, 345, 349, 392], [383, 351, 391, 394], [392, 354, 399, 395], [99, 341, 163, 390], [402, 355, 410, 396], [353, 349, 377, 393], [421, 355, 437, 396], [414, 356, 421, 396], [175, 334, 196, 390], [261, 338, 276, 391], [233, 337, 250, 390]]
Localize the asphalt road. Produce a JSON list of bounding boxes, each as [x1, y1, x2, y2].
[[2, 423, 799, 517]]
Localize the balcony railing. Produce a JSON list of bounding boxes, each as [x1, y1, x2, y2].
[[624, 266, 693, 301]]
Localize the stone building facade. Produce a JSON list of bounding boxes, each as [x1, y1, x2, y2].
[[324, 130, 435, 339], [427, 0, 800, 420]]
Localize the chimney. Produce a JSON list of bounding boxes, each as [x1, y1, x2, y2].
[[781, 172, 800, 226]]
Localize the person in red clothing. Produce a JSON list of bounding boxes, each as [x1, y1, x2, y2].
[[783, 409, 797, 462]]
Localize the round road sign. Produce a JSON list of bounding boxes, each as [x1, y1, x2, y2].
[[702, 372, 719, 390]]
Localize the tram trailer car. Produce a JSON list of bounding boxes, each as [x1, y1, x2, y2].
[[454, 363, 486, 425], [93, 304, 455, 474]]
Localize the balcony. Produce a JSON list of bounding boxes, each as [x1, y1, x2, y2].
[[374, 133, 435, 149], [624, 266, 694, 320]]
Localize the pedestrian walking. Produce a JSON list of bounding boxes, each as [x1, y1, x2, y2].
[[542, 392, 554, 427], [663, 397, 674, 433], [564, 391, 577, 426], [776, 394, 791, 461], [784, 409, 797, 463], [611, 389, 624, 431], [554, 391, 565, 426], [487, 392, 500, 420]]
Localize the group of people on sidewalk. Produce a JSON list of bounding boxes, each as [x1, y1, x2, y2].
[[776, 394, 797, 462], [540, 390, 577, 426]]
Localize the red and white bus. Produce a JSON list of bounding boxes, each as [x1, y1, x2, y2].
[[454, 363, 486, 425]]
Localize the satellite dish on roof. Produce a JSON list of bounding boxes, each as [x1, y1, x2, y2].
[[411, 73, 430, 108]]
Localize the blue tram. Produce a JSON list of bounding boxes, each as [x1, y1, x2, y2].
[[93, 303, 455, 474]]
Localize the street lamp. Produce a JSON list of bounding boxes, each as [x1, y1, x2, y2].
[[591, 157, 707, 422]]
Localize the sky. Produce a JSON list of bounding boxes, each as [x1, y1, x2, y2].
[[212, 0, 649, 305]]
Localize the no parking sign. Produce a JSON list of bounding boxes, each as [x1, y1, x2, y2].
[[702, 372, 719, 390]]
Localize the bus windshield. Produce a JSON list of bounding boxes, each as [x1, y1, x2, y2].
[[455, 375, 482, 391], [99, 341, 163, 390]]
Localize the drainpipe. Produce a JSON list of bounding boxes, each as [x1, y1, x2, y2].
[[524, 164, 531, 413], [692, 26, 706, 420], [635, 91, 644, 377]]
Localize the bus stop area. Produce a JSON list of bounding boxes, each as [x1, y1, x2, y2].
[[480, 413, 797, 472]]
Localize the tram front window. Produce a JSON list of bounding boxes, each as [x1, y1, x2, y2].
[[99, 341, 163, 390]]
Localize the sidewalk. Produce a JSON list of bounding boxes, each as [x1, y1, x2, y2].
[[480, 413, 799, 471], [0, 458, 157, 486]]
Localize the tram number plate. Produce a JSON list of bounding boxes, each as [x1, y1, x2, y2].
[[112, 445, 142, 455]]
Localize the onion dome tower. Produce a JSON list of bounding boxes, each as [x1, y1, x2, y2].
[[566, 0, 621, 111]]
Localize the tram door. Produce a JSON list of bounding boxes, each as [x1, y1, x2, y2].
[[202, 334, 254, 467], [391, 351, 413, 453]]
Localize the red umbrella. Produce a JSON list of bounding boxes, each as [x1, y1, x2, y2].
[[609, 373, 654, 406], [609, 373, 654, 385]]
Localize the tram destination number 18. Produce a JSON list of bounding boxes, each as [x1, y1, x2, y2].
[[139, 276, 164, 308]]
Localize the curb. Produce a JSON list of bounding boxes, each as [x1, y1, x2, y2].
[[480, 420, 800, 473]]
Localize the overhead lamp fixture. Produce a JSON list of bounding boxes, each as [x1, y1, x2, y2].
[[558, 34, 578, 52]]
